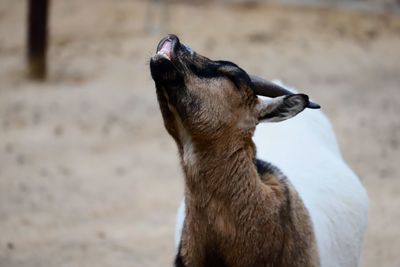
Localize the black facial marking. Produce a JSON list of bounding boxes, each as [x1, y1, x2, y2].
[[188, 61, 221, 79], [156, 82, 185, 108], [187, 60, 251, 91]]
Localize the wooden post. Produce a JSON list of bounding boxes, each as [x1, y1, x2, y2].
[[27, 0, 50, 80]]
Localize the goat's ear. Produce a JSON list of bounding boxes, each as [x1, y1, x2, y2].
[[256, 94, 309, 123]]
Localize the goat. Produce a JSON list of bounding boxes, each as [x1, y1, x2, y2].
[[149, 34, 368, 267]]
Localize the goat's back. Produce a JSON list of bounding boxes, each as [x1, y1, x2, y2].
[[253, 99, 368, 267]]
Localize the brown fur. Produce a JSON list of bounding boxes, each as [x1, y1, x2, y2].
[[178, 135, 319, 267]]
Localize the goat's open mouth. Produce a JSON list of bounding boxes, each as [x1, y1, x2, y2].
[[150, 35, 185, 83], [157, 39, 173, 60], [156, 34, 180, 60]]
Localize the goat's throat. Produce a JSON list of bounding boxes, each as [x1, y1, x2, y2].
[[181, 140, 259, 205]]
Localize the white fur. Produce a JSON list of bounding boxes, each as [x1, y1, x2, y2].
[[175, 199, 186, 248], [174, 81, 368, 267]]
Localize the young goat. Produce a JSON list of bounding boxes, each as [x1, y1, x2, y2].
[[150, 34, 368, 267]]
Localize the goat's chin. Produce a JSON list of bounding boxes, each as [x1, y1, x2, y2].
[[150, 54, 172, 67], [150, 56, 179, 82]]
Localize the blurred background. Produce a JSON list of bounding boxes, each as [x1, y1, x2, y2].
[[0, 0, 399, 266]]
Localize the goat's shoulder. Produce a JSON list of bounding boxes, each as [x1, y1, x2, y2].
[[256, 159, 320, 267]]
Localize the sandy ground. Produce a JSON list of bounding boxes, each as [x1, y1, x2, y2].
[[0, 0, 400, 266]]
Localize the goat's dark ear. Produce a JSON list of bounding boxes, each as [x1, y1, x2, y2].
[[256, 94, 309, 123]]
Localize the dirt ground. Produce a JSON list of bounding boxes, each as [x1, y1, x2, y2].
[[1, 0, 399, 266]]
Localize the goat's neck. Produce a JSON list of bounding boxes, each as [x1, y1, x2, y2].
[[181, 136, 260, 207]]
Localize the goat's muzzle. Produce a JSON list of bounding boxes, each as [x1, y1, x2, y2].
[[150, 35, 185, 84], [154, 34, 180, 61]]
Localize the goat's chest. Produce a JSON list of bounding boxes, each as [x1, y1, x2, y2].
[[182, 206, 276, 267]]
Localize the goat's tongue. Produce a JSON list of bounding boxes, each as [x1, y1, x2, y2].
[[158, 40, 172, 59]]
